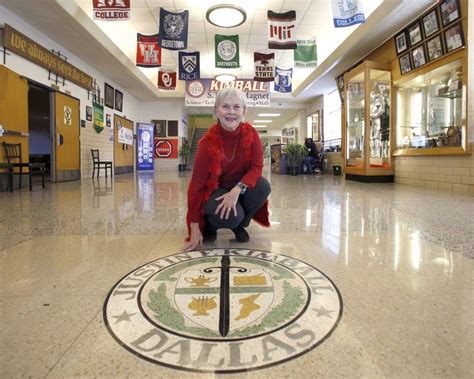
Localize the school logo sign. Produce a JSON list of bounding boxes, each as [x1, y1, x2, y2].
[[104, 249, 342, 373]]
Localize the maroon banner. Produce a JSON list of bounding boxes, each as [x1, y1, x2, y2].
[[254, 52, 275, 82], [268, 10, 296, 49], [93, 0, 130, 21], [158, 69, 177, 90], [154, 138, 178, 159], [136, 33, 161, 67]]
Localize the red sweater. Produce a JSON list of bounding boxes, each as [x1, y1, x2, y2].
[[186, 123, 270, 235]]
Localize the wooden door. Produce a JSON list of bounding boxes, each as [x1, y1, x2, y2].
[[114, 114, 134, 174], [54, 92, 80, 181]]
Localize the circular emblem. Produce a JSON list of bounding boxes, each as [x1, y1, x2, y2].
[[186, 80, 205, 98], [164, 14, 184, 38], [104, 249, 342, 373], [218, 40, 237, 61]]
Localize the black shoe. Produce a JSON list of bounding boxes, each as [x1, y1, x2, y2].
[[203, 222, 217, 242], [232, 227, 249, 243]]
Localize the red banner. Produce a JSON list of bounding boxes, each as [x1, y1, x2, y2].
[[136, 33, 161, 67], [93, 0, 130, 21], [154, 138, 178, 159], [158, 70, 177, 90]]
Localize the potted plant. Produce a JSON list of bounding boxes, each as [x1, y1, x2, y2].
[[283, 142, 308, 176], [178, 141, 190, 171]]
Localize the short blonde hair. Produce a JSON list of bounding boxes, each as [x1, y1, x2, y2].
[[213, 88, 247, 118]]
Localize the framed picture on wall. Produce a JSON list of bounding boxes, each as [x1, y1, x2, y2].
[[426, 34, 444, 61], [104, 83, 114, 109], [407, 21, 422, 47], [152, 120, 166, 137], [440, 0, 461, 27], [86, 106, 92, 121], [399, 52, 412, 75], [394, 31, 408, 54], [115, 89, 123, 112], [444, 22, 464, 53], [167, 120, 178, 137], [411, 45, 427, 68], [422, 9, 440, 38]]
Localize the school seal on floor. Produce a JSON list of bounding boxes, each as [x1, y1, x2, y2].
[[104, 248, 342, 373]]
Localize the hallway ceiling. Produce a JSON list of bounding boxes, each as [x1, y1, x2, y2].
[[1, 0, 435, 130]]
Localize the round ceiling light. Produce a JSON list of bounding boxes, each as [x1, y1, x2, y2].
[[206, 4, 247, 28], [214, 74, 237, 83]]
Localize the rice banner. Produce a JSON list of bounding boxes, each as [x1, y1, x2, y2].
[[178, 51, 200, 80]]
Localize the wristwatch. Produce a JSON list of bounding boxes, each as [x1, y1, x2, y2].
[[236, 182, 248, 194]]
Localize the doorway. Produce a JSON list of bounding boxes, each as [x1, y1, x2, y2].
[[28, 82, 52, 180]]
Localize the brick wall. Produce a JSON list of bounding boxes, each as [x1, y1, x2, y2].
[[394, 143, 474, 195]]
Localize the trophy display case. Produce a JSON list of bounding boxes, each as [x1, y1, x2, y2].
[[343, 61, 394, 182]]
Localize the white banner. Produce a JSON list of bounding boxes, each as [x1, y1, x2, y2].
[[118, 126, 133, 145]]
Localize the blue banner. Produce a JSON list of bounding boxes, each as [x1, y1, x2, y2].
[[159, 8, 188, 50], [331, 0, 365, 28], [137, 123, 155, 170], [178, 51, 200, 80], [274, 67, 292, 93]]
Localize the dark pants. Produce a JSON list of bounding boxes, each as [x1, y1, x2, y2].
[[204, 177, 271, 230]]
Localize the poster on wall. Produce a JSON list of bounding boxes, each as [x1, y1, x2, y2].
[[93, 102, 105, 134], [154, 138, 178, 159], [117, 123, 133, 145], [137, 123, 155, 170]]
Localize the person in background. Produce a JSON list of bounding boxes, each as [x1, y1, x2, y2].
[[184, 88, 271, 252], [303, 137, 319, 174]]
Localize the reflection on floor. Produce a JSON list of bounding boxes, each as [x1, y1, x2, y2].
[[1, 170, 473, 377]]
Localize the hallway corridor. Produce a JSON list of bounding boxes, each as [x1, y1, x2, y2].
[[1, 171, 473, 378]]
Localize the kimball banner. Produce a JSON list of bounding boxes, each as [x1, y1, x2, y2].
[[331, 0, 365, 28], [215, 34, 239, 68], [268, 10, 296, 49], [254, 52, 275, 82], [93, 0, 130, 21], [294, 39, 317, 68], [137, 123, 155, 171], [93, 102, 105, 134], [136, 33, 161, 67], [185, 79, 270, 107], [274, 67, 293, 93], [178, 51, 200, 80], [159, 8, 189, 50]]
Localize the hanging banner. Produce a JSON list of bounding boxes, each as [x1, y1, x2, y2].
[[93, 0, 130, 21], [185, 79, 270, 107], [158, 69, 177, 90], [158, 8, 189, 50], [154, 139, 178, 159], [294, 39, 317, 68], [254, 52, 275, 82], [268, 10, 296, 49], [215, 34, 239, 68], [331, 0, 365, 27], [136, 33, 161, 67], [93, 102, 105, 134], [274, 67, 292, 93], [137, 123, 155, 170], [178, 51, 200, 80]]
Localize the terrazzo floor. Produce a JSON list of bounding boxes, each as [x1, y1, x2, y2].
[[1, 170, 473, 378]]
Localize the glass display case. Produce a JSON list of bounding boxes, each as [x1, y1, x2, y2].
[[343, 61, 394, 182], [393, 57, 467, 155]]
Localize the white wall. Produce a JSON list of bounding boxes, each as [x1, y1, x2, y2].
[[468, 1, 473, 143]]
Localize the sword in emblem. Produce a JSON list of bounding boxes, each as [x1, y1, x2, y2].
[[219, 255, 230, 337]]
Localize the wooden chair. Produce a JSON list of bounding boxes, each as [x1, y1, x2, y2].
[[91, 149, 113, 178], [2, 142, 46, 191]]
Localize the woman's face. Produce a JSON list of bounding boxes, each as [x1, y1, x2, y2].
[[215, 96, 246, 131]]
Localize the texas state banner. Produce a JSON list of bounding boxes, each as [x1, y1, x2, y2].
[[136, 33, 161, 67], [159, 8, 189, 50], [93, 0, 130, 21], [254, 52, 275, 82]]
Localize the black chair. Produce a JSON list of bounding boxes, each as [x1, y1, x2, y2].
[[2, 142, 45, 191], [91, 149, 113, 178]]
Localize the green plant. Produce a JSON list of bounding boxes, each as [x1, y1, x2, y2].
[[283, 142, 308, 167], [178, 141, 190, 164]]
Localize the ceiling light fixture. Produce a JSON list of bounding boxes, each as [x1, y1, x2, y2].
[[206, 4, 247, 28], [214, 73, 237, 83], [258, 113, 281, 117], [253, 120, 272, 123]]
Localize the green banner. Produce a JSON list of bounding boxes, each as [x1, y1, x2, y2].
[[215, 34, 239, 68], [294, 39, 317, 68], [93, 102, 105, 134]]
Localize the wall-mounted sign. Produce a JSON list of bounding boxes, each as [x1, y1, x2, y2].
[[3, 24, 93, 90], [137, 123, 155, 170], [64, 106, 72, 125], [118, 126, 133, 145], [154, 139, 178, 159]]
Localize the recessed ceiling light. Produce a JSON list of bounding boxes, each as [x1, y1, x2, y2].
[[258, 113, 281, 117], [214, 74, 237, 83], [206, 4, 247, 28], [253, 120, 272, 123]]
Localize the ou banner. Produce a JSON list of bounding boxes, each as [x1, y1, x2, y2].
[[154, 139, 178, 159]]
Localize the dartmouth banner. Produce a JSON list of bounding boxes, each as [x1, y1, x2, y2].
[[215, 34, 239, 68]]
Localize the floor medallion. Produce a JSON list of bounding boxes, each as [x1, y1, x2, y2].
[[104, 248, 343, 372]]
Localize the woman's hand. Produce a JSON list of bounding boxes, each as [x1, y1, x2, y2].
[[184, 222, 203, 252], [215, 187, 241, 220]]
